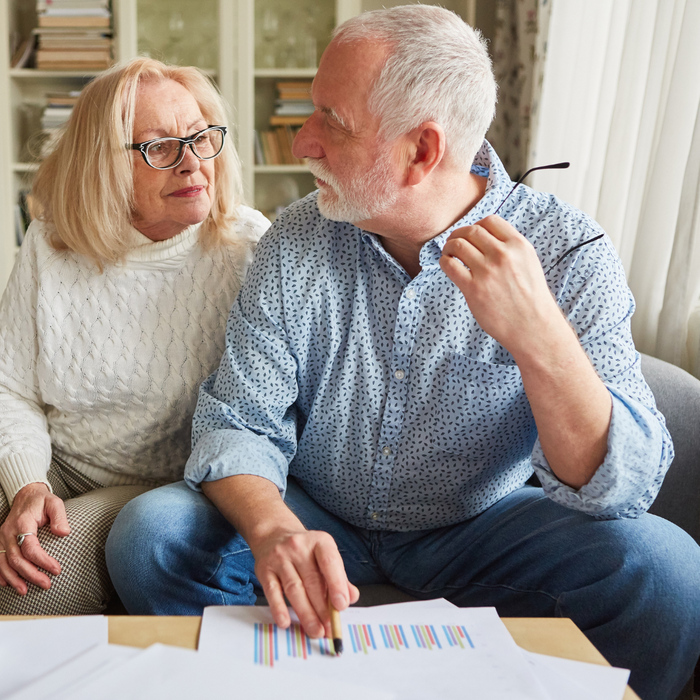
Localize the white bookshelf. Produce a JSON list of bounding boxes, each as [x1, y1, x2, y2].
[[1, 0, 477, 293]]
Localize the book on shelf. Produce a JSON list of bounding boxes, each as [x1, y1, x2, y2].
[[36, 59, 112, 70], [253, 130, 264, 166], [34, 29, 112, 50], [37, 49, 111, 62], [276, 81, 313, 92], [256, 126, 306, 166], [37, 0, 110, 9], [278, 89, 313, 100], [264, 131, 280, 165], [41, 106, 74, 128], [38, 15, 111, 28], [274, 102, 315, 116], [10, 35, 36, 68], [45, 91, 82, 106], [269, 115, 309, 127]]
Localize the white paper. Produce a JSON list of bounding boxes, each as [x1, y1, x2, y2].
[[5, 643, 140, 700], [200, 604, 550, 700], [523, 650, 630, 700], [0, 616, 108, 700], [54, 643, 394, 700]]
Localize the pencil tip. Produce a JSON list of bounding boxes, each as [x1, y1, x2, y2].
[[334, 639, 343, 656]]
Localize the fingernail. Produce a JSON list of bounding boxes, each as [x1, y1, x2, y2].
[[332, 593, 346, 608]]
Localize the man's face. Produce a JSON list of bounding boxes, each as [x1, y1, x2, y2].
[[306, 142, 398, 222], [292, 40, 400, 225]]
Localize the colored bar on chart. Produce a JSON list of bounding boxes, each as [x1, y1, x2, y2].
[[368, 623, 378, 649], [430, 625, 442, 649]]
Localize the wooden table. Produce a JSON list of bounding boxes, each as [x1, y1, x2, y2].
[[107, 615, 640, 700]]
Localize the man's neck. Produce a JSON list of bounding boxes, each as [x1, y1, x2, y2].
[[362, 171, 488, 279]]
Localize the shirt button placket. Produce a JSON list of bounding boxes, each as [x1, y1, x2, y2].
[[368, 283, 420, 528]]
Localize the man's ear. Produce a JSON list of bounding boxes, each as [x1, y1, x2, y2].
[[404, 121, 446, 186]]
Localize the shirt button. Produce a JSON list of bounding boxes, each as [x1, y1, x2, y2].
[[394, 369, 405, 380], [382, 446, 392, 456], [371, 512, 379, 520], [405, 289, 416, 299]]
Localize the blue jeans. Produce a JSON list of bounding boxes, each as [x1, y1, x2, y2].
[[106, 480, 700, 700]]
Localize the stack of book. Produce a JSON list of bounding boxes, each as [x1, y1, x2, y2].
[[34, 0, 113, 70], [40, 90, 81, 156], [255, 81, 313, 165], [270, 81, 314, 127]]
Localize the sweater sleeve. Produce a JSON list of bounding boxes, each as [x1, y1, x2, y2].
[[0, 223, 53, 504]]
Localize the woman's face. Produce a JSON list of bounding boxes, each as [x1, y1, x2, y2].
[[130, 79, 216, 241]]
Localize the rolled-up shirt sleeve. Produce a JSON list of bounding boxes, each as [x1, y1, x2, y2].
[[532, 233, 674, 518], [185, 228, 298, 496]]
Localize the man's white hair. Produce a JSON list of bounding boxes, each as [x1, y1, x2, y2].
[[333, 4, 497, 168]]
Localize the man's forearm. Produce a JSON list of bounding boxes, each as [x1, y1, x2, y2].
[[201, 474, 305, 550], [512, 316, 612, 490]]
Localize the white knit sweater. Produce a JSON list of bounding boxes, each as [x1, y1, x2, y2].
[[0, 207, 269, 503]]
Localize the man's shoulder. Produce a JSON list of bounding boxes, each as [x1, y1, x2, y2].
[[264, 191, 362, 251], [516, 186, 601, 234]]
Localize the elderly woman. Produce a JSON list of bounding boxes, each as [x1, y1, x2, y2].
[[0, 57, 269, 615]]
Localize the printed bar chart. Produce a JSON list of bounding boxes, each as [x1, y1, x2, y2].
[[254, 621, 476, 665], [254, 623, 335, 667], [350, 623, 475, 654]]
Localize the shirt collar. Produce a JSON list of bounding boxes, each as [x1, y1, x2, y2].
[[418, 140, 514, 268]]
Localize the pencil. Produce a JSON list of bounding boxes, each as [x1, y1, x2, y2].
[[328, 598, 343, 656]]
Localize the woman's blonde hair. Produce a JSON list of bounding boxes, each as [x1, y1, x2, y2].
[[32, 57, 244, 267]]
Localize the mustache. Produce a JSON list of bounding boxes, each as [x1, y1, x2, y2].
[[307, 158, 335, 185]]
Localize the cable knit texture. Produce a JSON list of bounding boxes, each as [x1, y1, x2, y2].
[[0, 207, 269, 504]]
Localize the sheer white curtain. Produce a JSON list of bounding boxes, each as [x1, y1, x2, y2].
[[526, 0, 700, 378]]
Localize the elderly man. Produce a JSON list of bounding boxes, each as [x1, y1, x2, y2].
[[107, 6, 700, 699]]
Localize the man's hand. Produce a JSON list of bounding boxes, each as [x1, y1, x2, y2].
[[0, 482, 70, 594], [252, 527, 359, 637], [439, 214, 563, 355], [202, 474, 359, 638]]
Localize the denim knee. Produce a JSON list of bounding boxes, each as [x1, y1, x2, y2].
[[106, 481, 259, 614]]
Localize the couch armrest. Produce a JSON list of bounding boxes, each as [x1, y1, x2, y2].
[[641, 354, 700, 543]]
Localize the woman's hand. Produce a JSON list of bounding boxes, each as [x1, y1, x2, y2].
[[0, 483, 70, 594]]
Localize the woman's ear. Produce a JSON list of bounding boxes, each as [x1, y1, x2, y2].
[[405, 121, 446, 186]]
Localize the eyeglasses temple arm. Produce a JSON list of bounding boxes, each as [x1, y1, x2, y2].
[[493, 161, 570, 215], [545, 233, 605, 275]]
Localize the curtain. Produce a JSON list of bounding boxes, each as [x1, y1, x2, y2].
[[526, 0, 700, 378], [487, 0, 551, 180]]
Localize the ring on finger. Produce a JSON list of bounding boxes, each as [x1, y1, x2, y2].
[[16, 532, 35, 548], [0, 550, 5, 554]]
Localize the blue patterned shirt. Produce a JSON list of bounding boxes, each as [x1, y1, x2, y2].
[[186, 141, 673, 530]]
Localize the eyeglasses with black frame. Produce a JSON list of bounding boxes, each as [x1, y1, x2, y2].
[[128, 125, 227, 170], [492, 161, 604, 274]]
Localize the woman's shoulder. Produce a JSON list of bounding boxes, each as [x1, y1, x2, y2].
[[22, 219, 53, 248], [14, 219, 64, 268], [231, 205, 271, 244]]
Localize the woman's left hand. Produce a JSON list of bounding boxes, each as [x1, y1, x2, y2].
[[0, 482, 70, 594]]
